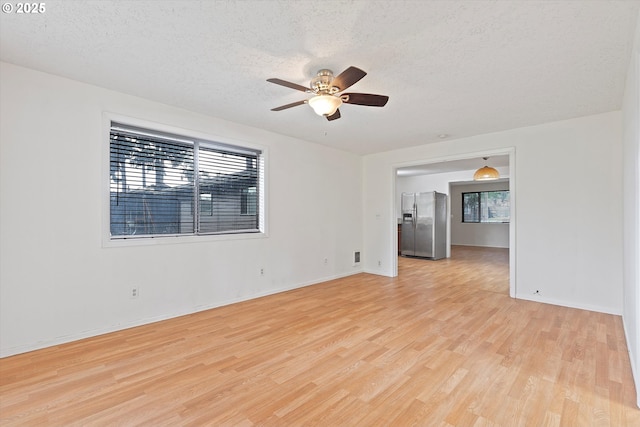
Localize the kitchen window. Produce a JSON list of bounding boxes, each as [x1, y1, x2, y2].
[[462, 190, 510, 223], [109, 122, 263, 239]]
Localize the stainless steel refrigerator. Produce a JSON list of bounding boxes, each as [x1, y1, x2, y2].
[[401, 191, 447, 260]]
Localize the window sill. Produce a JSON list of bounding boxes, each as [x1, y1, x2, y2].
[[102, 230, 267, 248]]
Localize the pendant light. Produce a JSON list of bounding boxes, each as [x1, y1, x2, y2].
[[473, 157, 500, 181]]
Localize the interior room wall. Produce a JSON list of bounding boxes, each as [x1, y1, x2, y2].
[[622, 10, 640, 408], [450, 181, 510, 248], [0, 62, 364, 357], [364, 111, 624, 315]]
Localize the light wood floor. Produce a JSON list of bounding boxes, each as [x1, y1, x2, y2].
[[1, 246, 638, 426]]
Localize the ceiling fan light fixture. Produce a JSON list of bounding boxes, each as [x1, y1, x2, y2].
[[267, 66, 387, 121], [473, 157, 500, 181], [308, 94, 342, 116]]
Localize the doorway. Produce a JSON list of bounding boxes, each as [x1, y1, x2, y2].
[[392, 149, 516, 297]]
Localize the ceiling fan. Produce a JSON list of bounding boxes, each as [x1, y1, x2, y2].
[[267, 66, 389, 121]]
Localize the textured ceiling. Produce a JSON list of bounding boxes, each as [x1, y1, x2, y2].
[[1, 0, 638, 155]]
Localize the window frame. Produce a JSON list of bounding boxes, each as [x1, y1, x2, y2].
[[462, 190, 510, 224], [103, 115, 267, 247]]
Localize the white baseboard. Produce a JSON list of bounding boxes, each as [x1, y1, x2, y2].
[[622, 315, 640, 408], [0, 269, 363, 358], [515, 293, 622, 316]]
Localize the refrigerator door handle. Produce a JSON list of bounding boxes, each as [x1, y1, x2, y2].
[[413, 203, 417, 228]]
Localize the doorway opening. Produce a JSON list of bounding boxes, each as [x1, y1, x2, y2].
[[392, 149, 516, 298]]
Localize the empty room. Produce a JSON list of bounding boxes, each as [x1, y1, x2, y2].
[[1, 1, 640, 425]]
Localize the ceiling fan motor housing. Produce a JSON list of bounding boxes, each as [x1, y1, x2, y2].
[[311, 69, 339, 94], [267, 66, 388, 121]]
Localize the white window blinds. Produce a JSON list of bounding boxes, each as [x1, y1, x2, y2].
[[109, 123, 262, 238]]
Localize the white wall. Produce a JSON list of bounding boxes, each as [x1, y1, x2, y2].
[[0, 62, 364, 357], [364, 112, 624, 315], [622, 10, 640, 408], [450, 181, 510, 248]]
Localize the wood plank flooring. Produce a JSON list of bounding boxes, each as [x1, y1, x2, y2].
[[1, 246, 638, 426]]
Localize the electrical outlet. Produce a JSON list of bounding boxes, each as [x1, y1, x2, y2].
[[260, 268, 264, 276], [130, 287, 139, 299], [324, 258, 328, 265], [378, 260, 381, 267]]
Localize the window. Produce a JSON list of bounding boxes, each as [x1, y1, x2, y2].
[[462, 190, 510, 223], [109, 123, 263, 239], [240, 187, 257, 215]]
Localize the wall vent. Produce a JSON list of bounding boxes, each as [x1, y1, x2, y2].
[[354, 251, 361, 264]]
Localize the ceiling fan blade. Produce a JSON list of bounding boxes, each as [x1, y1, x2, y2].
[[342, 93, 389, 107], [271, 100, 307, 111], [267, 78, 310, 92], [331, 66, 366, 91], [326, 109, 341, 121]]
